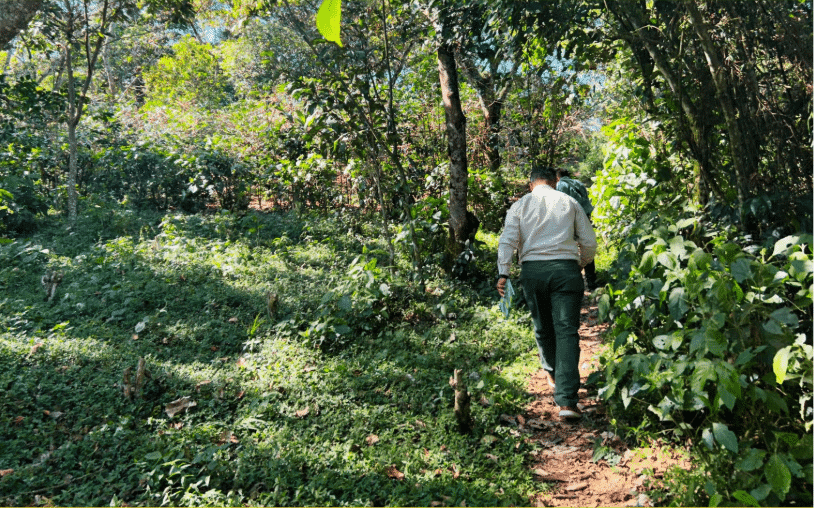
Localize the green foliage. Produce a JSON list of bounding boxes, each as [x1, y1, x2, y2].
[[0, 208, 542, 506], [597, 222, 813, 505], [590, 113, 812, 506], [143, 35, 234, 109], [0, 74, 62, 234]]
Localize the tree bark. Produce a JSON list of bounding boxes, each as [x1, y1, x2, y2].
[[685, 2, 753, 231], [457, 53, 516, 175], [437, 43, 473, 263], [0, 0, 43, 47], [450, 369, 472, 434]]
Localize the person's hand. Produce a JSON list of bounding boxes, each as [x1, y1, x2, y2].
[[496, 277, 506, 297]]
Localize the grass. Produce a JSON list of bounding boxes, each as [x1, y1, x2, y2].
[[0, 206, 545, 506]]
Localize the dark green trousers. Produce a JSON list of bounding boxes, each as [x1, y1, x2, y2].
[[521, 260, 584, 407]]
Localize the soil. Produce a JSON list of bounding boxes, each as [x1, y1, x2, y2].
[[518, 291, 692, 507]]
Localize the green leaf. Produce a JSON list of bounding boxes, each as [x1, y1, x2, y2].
[[769, 307, 798, 327], [670, 332, 684, 350], [338, 294, 352, 312], [705, 329, 727, 357], [145, 451, 163, 461], [765, 390, 789, 414], [598, 293, 611, 321], [653, 334, 669, 350], [639, 250, 656, 273], [717, 385, 736, 411], [763, 319, 783, 335], [749, 484, 772, 501], [732, 490, 759, 507], [613, 330, 630, 352], [765, 454, 791, 500], [730, 258, 753, 283], [772, 235, 802, 258], [791, 434, 813, 460], [657, 251, 678, 270], [773, 346, 791, 384], [316, 0, 343, 47], [676, 218, 696, 230], [702, 427, 714, 450], [736, 448, 766, 472], [668, 287, 688, 321], [712, 422, 738, 453]]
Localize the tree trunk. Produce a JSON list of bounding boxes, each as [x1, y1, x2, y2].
[[437, 43, 474, 264], [65, 32, 79, 224], [0, 0, 43, 47], [450, 369, 473, 434], [686, 2, 754, 232]]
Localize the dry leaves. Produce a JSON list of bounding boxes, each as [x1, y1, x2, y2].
[[218, 430, 239, 444], [386, 465, 405, 480], [164, 396, 196, 418]]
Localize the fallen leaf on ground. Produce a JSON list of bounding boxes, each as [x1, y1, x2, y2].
[[165, 396, 197, 418], [386, 465, 405, 480], [218, 430, 239, 444]]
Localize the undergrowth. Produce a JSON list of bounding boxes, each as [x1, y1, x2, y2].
[[0, 207, 543, 506]]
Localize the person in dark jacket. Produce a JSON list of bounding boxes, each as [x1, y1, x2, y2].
[[557, 169, 597, 290]]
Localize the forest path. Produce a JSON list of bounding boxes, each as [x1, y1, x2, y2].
[[519, 292, 691, 507]]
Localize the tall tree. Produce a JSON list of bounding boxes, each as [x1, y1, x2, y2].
[[603, 0, 812, 234], [51, 0, 124, 223], [422, 0, 478, 264]]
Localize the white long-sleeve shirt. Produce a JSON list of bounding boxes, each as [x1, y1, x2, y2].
[[497, 183, 597, 276]]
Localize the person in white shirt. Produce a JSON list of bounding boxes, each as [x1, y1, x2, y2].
[[496, 165, 597, 420]]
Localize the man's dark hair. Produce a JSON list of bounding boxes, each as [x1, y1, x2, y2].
[[557, 168, 572, 178], [530, 165, 558, 183]]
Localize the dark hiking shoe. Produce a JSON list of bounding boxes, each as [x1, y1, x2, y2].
[[558, 406, 582, 420]]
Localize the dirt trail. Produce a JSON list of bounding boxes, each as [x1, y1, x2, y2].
[[515, 292, 691, 507]]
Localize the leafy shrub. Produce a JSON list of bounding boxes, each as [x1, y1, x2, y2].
[[295, 256, 391, 351], [595, 216, 812, 505], [591, 118, 813, 506]]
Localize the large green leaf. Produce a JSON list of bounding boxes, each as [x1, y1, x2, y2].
[[730, 258, 753, 283], [316, 0, 343, 47], [712, 422, 738, 453], [732, 490, 759, 507], [736, 448, 766, 472], [668, 287, 688, 321], [773, 346, 791, 384], [765, 454, 791, 500]]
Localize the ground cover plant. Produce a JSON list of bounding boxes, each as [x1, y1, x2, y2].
[[0, 207, 547, 506], [0, 1, 810, 506]]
